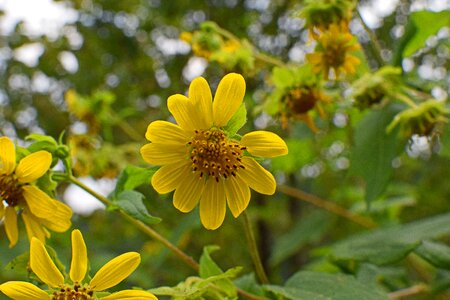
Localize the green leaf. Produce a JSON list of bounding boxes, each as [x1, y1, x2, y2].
[[224, 103, 247, 136], [402, 10, 450, 57], [113, 165, 157, 197], [415, 240, 450, 270], [439, 123, 450, 157], [270, 212, 331, 266], [350, 105, 401, 204], [199, 245, 238, 298], [331, 212, 450, 266], [5, 252, 30, 275], [114, 190, 161, 225], [266, 271, 389, 300], [271, 138, 313, 173]]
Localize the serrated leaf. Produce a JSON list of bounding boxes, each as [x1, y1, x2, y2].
[[114, 190, 161, 225], [350, 105, 401, 204], [402, 11, 450, 57], [415, 240, 450, 270], [199, 245, 238, 298], [331, 212, 450, 266], [113, 165, 157, 197], [224, 103, 247, 136]]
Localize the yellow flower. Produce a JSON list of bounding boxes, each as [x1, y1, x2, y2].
[[0, 136, 72, 248], [306, 24, 360, 80], [0, 229, 158, 300], [140, 73, 288, 230]]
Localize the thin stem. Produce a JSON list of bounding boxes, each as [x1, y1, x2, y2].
[[355, 9, 385, 67], [277, 185, 377, 229], [388, 284, 428, 299], [241, 211, 270, 284], [68, 174, 264, 300], [108, 112, 144, 142], [68, 175, 199, 271], [395, 92, 418, 108]]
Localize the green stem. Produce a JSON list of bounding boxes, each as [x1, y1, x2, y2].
[[241, 211, 270, 284], [395, 92, 418, 108], [355, 9, 385, 67], [68, 174, 199, 271], [108, 112, 144, 142]]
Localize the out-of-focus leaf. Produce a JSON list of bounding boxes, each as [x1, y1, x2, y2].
[[265, 271, 389, 300], [271, 138, 313, 173], [270, 212, 331, 266], [350, 105, 401, 204], [440, 123, 450, 157], [415, 240, 450, 270], [331, 212, 450, 265], [402, 10, 450, 57], [114, 190, 161, 225], [113, 165, 157, 197]]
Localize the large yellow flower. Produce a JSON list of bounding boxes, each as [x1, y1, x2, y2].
[[0, 136, 72, 247], [0, 229, 157, 300], [140, 73, 288, 230]]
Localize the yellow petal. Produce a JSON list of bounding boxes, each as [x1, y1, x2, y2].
[[22, 209, 48, 243], [140, 143, 187, 166], [144, 120, 190, 144], [0, 281, 50, 300], [22, 185, 57, 219], [5, 206, 18, 248], [30, 237, 64, 288], [173, 172, 205, 213], [15, 151, 52, 183], [224, 176, 251, 218], [38, 200, 72, 232], [0, 136, 16, 175], [101, 290, 158, 300], [199, 179, 227, 230], [189, 76, 213, 129], [240, 131, 288, 158], [151, 162, 191, 194], [70, 229, 88, 283], [213, 73, 246, 127], [238, 157, 276, 195], [0, 201, 4, 220], [90, 252, 141, 291], [167, 94, 202, 131]]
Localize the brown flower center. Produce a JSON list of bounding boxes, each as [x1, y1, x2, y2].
[[52, 284, 94, 300], [286, 88, 318, 114], [0, 174, 24, 207], [188, 129, 246, 182]]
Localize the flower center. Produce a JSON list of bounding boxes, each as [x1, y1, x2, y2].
[[188, 129, 246, 182], [51, 284, 94, 300], [286, 88, 317, 114], [0, 174, 24, 207]]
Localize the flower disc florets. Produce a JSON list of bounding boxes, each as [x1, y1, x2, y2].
[[52, 283, 94, 300], [0, 174, 23, 207], [188, 129, 246, 181]]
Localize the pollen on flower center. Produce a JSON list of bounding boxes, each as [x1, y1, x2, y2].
[[188, 129, 246, 182], [0, 174, 23, 207], [52, 284, 94, 300]]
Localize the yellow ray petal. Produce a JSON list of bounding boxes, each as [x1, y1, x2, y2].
[[144, 121, 190, 144], [70, 229, 88, 283], [189, 76, 213, 129], [151, 162, 191, 194], [0, 201, 4, 220], [224, 175, 251, 218], [199, 179, 227, 230], [238, 157, 276, 195], [90, 252, 141, 291], [173, 173, 205, 213], [213, 73, 246, 127], [5, 206, 18, 248], [101, 289, 158, 300], [240, 131, 288, 158], [22, 185, 56, 219], [0, 136, 16, 175], [0, 281, 50, 300], [38, 200, 72, 232], [15, 151, 52, 183], [22, 209, 48, 243], [140, 143, 187, 166], [30, 238, 64, 288], [167, 94, 203, 131]]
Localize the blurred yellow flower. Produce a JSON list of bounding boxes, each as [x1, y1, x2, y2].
[[0, 229, 157, 300], [0, 136, 72, 248], [307, 24, 360, 80], [141, 73, 288, 230]]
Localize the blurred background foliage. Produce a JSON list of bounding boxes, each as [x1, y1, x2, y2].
[[0, 0, 449, 299]]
